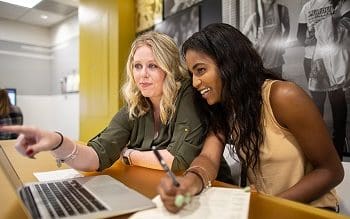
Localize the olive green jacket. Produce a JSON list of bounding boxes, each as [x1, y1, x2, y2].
[[88, 79, 207, 172]]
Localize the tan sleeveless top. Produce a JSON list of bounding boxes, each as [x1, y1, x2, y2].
[[247, 80, 338, 208]]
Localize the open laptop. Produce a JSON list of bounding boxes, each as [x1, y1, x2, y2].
[[0, 144, 156, 219]]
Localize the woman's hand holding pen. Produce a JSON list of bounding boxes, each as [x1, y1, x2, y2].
[[0, 125, 62, 158], [157, 173, 202, 213]]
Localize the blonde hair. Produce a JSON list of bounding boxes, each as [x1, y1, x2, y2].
[[0, 89, 10, 117], [122, 31, 188, 124]]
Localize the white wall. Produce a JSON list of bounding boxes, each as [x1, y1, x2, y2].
[[51, 15, 79, 46], [50, 15, 79, 94], [0, 18, 50, 46], [0, 16, 80, 139], [17, 93, 79, 140], [0, 19, 52, 95]]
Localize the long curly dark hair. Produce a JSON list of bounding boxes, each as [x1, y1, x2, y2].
[[182, 23, 281, 171]]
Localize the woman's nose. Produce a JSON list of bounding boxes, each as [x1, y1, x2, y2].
[[141, 67, 149, 78], [192, 77, 202, 88]]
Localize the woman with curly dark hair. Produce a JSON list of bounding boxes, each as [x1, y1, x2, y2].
[[158, 23, 344, 213]]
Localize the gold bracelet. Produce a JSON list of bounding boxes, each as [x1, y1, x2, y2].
[[187, 166, 212, 188]]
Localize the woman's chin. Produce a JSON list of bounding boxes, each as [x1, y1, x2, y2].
[[206, 99, 216, 105]]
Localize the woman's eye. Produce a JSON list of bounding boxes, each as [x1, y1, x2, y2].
[[197, 68, 205, 75], [148, 63, 158, 69], [134, 63, 142, 69]]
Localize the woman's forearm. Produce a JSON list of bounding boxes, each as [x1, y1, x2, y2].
[[278, 166, 343, 203], [129, 149, 174, 170], [188, 154, 220, 185], [50, 136, 100, 172]]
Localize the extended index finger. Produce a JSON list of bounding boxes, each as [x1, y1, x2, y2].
[[0, 125, 36, 135]]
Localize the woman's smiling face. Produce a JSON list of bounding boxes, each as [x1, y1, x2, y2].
[[185, 49, 222, 105]]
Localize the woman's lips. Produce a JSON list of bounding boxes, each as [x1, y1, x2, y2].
[[139, 82, 152, 88], [199, 87, 211, 98]]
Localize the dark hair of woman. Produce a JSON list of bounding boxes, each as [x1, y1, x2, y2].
[[182, 23, 282, 171], [0, 89, 11, 117]]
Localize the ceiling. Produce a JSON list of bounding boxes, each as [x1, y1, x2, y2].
[[0, 0, 79, 27]]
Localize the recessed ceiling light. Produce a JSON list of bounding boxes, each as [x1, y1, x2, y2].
[[0, 0, 43, 8], [40, 14, 48, 19]]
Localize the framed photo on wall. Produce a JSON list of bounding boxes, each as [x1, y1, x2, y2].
[[237, 0, 350, 157], [163, 0, 202, 18], [155, 5, 199, 47], [136, 0, 163, 33]]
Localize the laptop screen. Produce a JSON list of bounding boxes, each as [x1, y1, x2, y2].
[[6, 88, 17, 105]]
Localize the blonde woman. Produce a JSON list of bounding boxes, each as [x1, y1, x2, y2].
[[0, 32, 208, 173], [0, 89, 23, 139]]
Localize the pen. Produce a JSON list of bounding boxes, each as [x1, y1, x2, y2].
[[152, 146, 180, 187]]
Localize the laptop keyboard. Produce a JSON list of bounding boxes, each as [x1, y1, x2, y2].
[[22, 179, 107, 218]]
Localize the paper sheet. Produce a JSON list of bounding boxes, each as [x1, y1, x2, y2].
[[33, 169, 83, 182], [130, 187, 250, 219]]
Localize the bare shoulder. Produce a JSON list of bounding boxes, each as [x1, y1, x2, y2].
[[269, 80, 309, 104], [268, 81, 318, 127]]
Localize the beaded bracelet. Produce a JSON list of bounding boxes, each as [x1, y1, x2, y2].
[[188, 166, 212, 188], [51, 131, 64, 151]]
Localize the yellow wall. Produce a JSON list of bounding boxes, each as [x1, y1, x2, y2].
[[79, 0, 135, 141]]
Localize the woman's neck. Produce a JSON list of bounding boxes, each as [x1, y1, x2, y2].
[[152, 104, 161, 138]]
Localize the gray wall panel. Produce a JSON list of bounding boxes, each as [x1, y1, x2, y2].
[[51, 36, 79, 94], [0, 53, 51, 95]]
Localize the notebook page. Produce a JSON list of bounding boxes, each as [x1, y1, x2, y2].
[[33, 168, 83, 182], [130, 187, 250, 219]]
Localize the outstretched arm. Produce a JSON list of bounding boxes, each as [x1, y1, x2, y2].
[[270, 81, 344, 203], [0, 125, 100, 172]]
